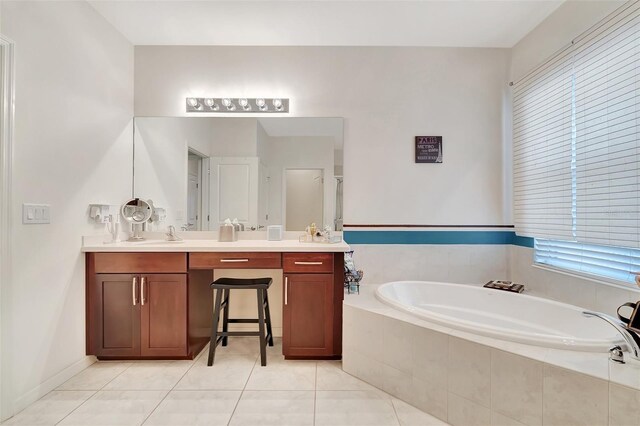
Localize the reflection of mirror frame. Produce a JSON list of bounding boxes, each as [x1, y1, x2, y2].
[[132, 117, 343, 232]]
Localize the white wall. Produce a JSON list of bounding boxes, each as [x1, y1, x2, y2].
[[507, 0, 640, 308], [1, 1, 133, 417], [134, 46, 511, 226]]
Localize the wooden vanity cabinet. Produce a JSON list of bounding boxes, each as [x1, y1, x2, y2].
[[282, 252, 344, 359], [86, 253, 199, 359], [87, 250, 345, 360]]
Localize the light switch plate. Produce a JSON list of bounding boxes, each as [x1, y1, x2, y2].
[[23, 203, 50, 224]]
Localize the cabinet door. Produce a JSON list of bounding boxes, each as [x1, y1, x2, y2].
[[140, 274, 188, 357], [90, 274, 141, 357], [283, 273, 334, 357]]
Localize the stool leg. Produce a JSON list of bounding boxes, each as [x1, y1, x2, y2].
[[207, 288, 223, 366], [222, 289, 230, 346], [256, 288, 267, 366], [263, 289, 274, 346]]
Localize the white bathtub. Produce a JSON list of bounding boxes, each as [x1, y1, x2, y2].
[[375, 281, 622, 352]]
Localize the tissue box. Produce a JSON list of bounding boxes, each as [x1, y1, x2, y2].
[[267, 225, 283, 241]]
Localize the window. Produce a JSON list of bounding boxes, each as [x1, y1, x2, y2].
[[535, 239, 640, 285], [514, 3, 640, 285]]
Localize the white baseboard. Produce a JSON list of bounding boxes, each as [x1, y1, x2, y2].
[[11, 356, 96, 416]]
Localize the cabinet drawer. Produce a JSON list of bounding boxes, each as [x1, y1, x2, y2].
[[189, 252, 282, 269], [93, 253, 187, 273], [283, 253, 334, 273]]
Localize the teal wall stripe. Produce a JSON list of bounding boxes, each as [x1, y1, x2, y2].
[[510, 234, 535, 248], [343, 230, 534, 247]]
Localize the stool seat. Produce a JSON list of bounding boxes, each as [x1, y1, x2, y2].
[[207, 277, 274, 367], [211, 277, 272, 289]]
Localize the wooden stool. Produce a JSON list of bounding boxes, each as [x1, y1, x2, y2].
[[207, 277, 274, 367]]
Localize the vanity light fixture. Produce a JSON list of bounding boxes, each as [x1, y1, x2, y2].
[[185, 97, 289, 113]]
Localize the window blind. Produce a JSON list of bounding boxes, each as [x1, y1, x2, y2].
[[512, 50, 575, 240], [573, 3, 640, 248], [535, 238, 640, 285], [514, 1, 640, 248]]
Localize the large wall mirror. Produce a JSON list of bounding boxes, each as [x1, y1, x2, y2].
[[133, 117, 344, 232]]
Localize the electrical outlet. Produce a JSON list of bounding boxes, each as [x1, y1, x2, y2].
[[23, 203, 51, 224]]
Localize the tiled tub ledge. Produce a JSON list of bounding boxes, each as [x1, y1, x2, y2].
[[343, 284, 640, 426]]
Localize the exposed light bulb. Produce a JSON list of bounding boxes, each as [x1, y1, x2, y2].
[[238, 98, 251, 111], [256, 98, 267, 111], [272, 98, 283, 111], [204, 98, 219, 111], [187, 98, 200, 109], [221, 98, 236, 111]]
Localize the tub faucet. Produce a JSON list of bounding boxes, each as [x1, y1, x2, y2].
[[583, 310, 640, 363]]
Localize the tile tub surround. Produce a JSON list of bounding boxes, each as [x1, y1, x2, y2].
[[2, 338, 447, 426], [350, 244, 509, 285], [343, 286, 640, 426]]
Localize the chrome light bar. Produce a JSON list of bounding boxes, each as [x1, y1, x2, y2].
[[186, 97, 289, 113]]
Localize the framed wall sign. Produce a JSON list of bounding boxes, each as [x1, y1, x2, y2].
[[415, 136, 443, 163]]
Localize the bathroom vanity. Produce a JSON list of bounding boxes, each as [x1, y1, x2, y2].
[[83, 239, 348, 361], [84, 116, 348, 361]]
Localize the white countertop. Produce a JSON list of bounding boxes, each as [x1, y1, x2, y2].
[[82, 237, 350, 253]]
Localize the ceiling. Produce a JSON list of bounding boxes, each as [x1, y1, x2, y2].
[[89, 0, 563, 48]]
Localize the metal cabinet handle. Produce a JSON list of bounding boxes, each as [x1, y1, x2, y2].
[[294, 261, 323, 265], [132, 277, 137, 306], [285, 277, 288, 305], [141, 276, 146, 306], [220, 259, 249, 263]]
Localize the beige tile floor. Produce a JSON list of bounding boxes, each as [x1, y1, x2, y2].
[[3, 338, 449, 426]]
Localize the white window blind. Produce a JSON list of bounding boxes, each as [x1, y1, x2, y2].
[[514, 1, 640, 248], [513, 50, 575, 240], [535, 239, 640, 285], [573, 4, 640, 248]]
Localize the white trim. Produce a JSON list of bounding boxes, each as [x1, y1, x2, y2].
[[531, 263, 640, 294], [12, 357, 96, 415], [0, 34, 15, 422]]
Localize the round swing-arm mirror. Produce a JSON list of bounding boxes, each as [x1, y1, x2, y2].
[[121, 198, 153, 241]]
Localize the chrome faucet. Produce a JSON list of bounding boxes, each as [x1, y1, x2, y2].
[[583, 310, 640, 363]]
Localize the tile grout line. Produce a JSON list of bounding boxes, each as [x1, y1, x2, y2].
[[52, 390, 99, 426], [226, 351, 260, 426], [54, 360, 136, 425], [140, 358, 202, 425], [313, 362, 318, 426]]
